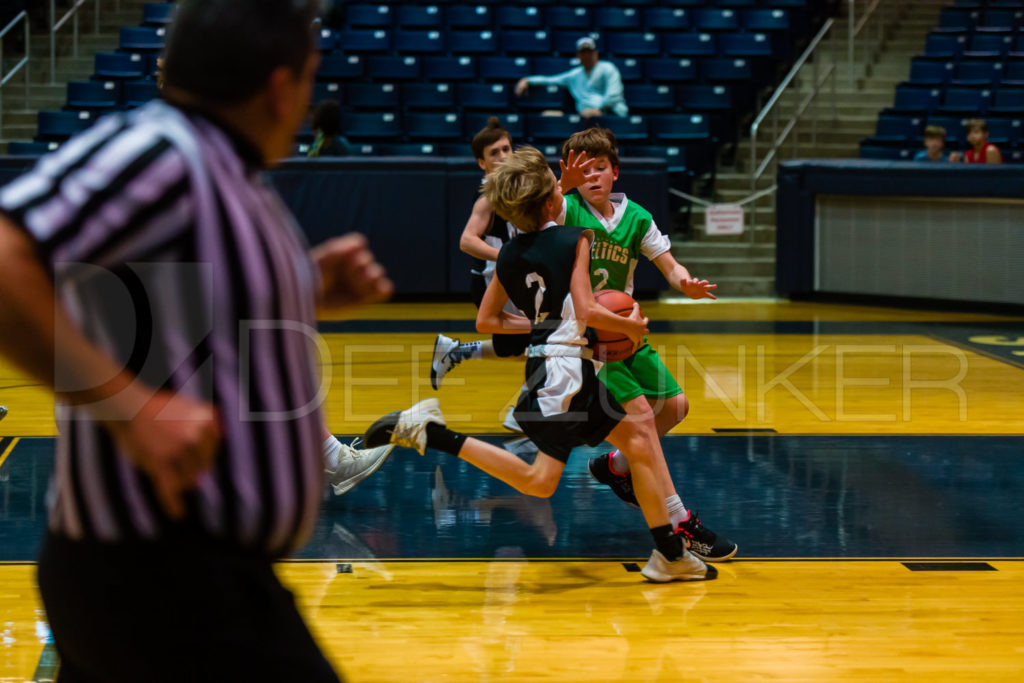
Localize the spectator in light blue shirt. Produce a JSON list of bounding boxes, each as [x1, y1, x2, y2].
[[914, 125, 951, 162], [514, 37, 628, 119]]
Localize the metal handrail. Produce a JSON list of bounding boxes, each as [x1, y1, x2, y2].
[[0, 11, 31, 131], [750, 19, 837, 193], [50, 0, 102, 84]]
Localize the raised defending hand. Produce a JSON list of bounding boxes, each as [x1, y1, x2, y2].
[[107, 390, 221, 520], [558, 149, 597, 193], [312, 233, 393, 312], [679, 276, 718, 300]]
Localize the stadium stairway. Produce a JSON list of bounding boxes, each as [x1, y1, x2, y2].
[[0, 1, 148, 151], [672, 0, 945, 298]]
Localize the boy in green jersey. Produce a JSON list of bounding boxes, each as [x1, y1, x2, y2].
[[560, 127, 736, 561]]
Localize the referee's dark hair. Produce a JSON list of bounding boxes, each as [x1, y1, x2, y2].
[[163, 0, 320, 105]]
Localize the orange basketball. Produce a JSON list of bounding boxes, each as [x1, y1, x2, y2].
[[592, 289, 640, 362]]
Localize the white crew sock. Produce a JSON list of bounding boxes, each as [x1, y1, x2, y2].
[[453, 340, 484, 361], [324, 434, 343, 469], [665, 494, 690, 528]]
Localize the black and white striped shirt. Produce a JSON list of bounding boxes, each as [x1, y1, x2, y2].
[[0, 100, 324, 557]]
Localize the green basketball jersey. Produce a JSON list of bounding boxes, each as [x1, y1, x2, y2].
[[563, 193, 667, 294]]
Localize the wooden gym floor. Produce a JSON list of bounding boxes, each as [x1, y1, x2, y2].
[[1, 300, 1023, 681]]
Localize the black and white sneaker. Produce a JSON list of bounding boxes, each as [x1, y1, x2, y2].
[[364, 397, 446, 455], [587, 452, 639, 508], [676, 512, 738, 562], [641, 548, 717, 583], [430, 334, 461, 390]]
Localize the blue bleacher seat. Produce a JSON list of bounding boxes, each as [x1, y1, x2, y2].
[[446, 6, 492, 29], [859, 145, 913, 160], [347, 82, 400, 109], [501, 30, 552, 55], [906, 59, 955, 86], [531, 56, 577, 77], [441, 143, 474, 157], [345, 4, 392, 28], [405, 112, 462, 139], [318, 54, 363, 80], [979, 9, 1022, 31], [403, 82, 457, 109], [649, 113, 711, 141], [336, 29, 390, 53], [123, 80, 159, 108], [393, 29, 444, 54], [742, 8, 789, 32], [351, 143, 379, 156], [594, 7, 642, 31], [367, 56, 421, 80], [66, 81, 119, 109], [422, 56, 476, 81], [599, 114, 649, 141], [546, 7, 592, 31], [965, 34, 1013, 59], [340, 112, 401, 140], [693, 8, 740, 32], [938, 87, 993, 115], [396, 5, 442, 28], [605, 33, 661, 58], [448, 30, 498, 54], [988, 88, 1024, 115], [614, 58, 644, 83], [936, 8, 979, 33], [622, 144, 687, 172], [645, 58, 698, 82], [479, 56, 531, 81], [985, 117, 1022, 146], [464, 112, 524, 140], [887, 86, 941, 114], [142, 3, 175, 26], [702, 58, 752, 82], [872, 113, 924, 143], [923, 33, 966, 60], [624, 84, 675, 112], [719, 33, 774, 58], [457, 82, 510, 110], [643, 8, 690, 31], [496, 6, 543, 29], [95, 52, 146, 79], [953, 60, 1003, 86], [7, 140, 58, 155], [378, 143, 440, 156], [663, 33, 717, 57], [312, 82, 343, 105], [526, 113, 584, 142], [316, 28, 337, 52], [713, 0, 756, 7], [37, 111, 94, 141], [677, 84, 731, 111], [1001, 59, 1024, 84], [120, 26, 165, 51], [517, 84, 565, 110], [553, 31, 593, 56]]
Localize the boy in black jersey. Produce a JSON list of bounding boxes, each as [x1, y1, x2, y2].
[[367, 147, 714, 582]]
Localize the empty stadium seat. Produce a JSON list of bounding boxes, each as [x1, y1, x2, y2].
[[367, 56, 421, 80], [123, 80, 159, 108], [719, 33, 774, 58], [501, 30, 552, 55], [393, 29, 444, 54], [457, 82, 510, 110], [546, 7, 593, 31], [346, 4, 392, 28], [448, 30, 498, 54], [120, 26, 165, 51], [318, 54, 364, 80], [422, 56, 476, 81], [37, 111, 95, 141], [693, 8, 740, 31], [312, 82, 343, 105], [526, 113, 584, 142], [463, 112, 524, 140], [742, 8, 790, 32], [953, 60, 1003, 86], [906, 59, 955, 86], [624, 84, 675, 112], [594, 7, 642, 31], [599, 114, 649, 141], [347, 82, 400, 109], [479, 56, 531, 81], [923, 33, 966, 60], [517, 84, 565, 110], [405, 112, 463, 139], [663, 33, 717, 57], [677, 84, 732, 111], [403, 82, 457, 109], [396, 5, 442, 28], [378, 143, 440, 156], [964, 34, 1013, 59], [937, 87, 993, 116], [622, 144, 687, 172], [340, 112, 401, 140], [496, 6, 544, 29], [650, 113, 712, 141], [336, 29, 390, 53], [605, 32, 661, 57], [643, 8, 690, 31], [989, 88, 1024, 114], [7, 141, 58, 155], [871, 113, 925, 143], [445, 5, 492, 30], [142, 2, 175, 25], [702, 58, 752, 82], [887, 86, 942, 114], [645, 58, 698, 82], [66, 81, 119, 110]]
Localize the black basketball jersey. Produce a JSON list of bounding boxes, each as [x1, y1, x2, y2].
[[496, 225, 594, 349], [471, 179, 518, 274]]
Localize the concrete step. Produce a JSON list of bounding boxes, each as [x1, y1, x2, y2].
[[678, 256, 776, 279], [671, 241, 776, 260]]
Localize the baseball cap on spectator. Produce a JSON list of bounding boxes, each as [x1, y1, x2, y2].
[[576, 36, 596, 51]]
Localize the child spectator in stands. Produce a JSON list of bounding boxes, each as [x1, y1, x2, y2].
[[308, 99, 352, 157], [914, 126, 950, 162], [950, 119, 1001, 164]]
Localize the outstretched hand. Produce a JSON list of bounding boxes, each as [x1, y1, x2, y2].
[[559, 150, 597, 193], [679, 276, 718, 300], [312, 233, 393, 312]]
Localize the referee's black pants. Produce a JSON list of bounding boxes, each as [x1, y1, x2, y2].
[[38, 532, 343, 683]]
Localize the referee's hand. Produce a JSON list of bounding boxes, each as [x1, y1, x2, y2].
[[312, 233, 393, 312], [108, 390, 222, 520]]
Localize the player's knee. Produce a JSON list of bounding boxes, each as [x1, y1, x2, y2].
[[522, 471, 559, 498]]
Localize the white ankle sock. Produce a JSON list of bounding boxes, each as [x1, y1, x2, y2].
[[324, 435, 342, 469], [609, 449, 630, 474], [666, 494, 689, 528]]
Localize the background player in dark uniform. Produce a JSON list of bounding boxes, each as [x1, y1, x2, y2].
[[368, 147, 715, 583]]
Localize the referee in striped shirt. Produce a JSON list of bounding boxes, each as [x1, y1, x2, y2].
[[0, 1, 391, 681]]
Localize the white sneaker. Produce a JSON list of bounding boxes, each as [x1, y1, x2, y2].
[[502, 406, 524, 433], [325, 437, 395, 496], [431, 334, 461, 390], [641, 548, 718, 583], [364, 397, 447, 455]]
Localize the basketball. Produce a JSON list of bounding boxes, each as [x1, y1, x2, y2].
[[591, 289, 640, 362]]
